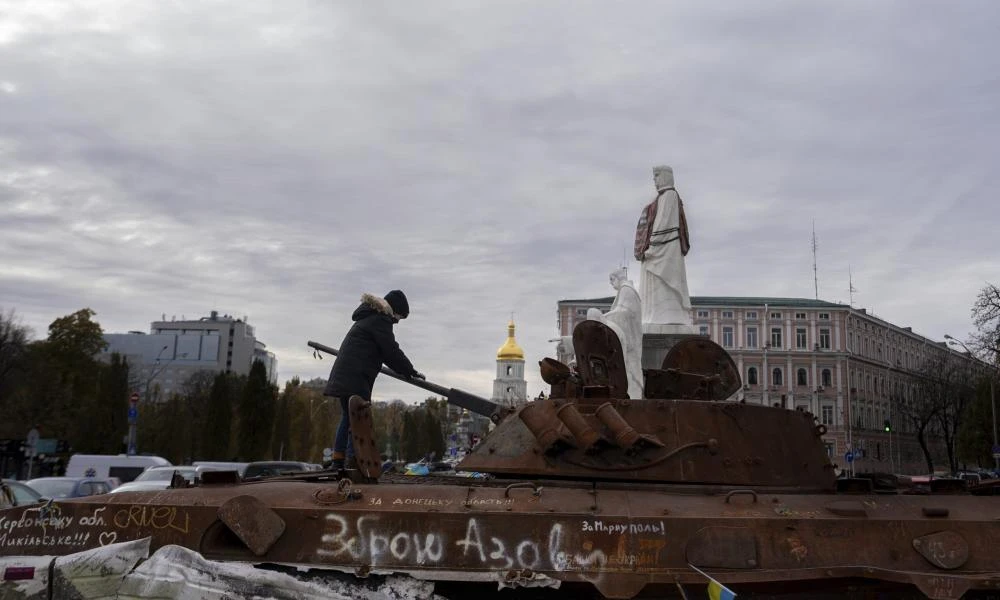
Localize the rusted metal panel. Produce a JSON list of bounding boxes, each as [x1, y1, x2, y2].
[[912, 530, 968, 570], [349, 396, 381, 481], [217, 495, 286, 556], [572, 321, 628, 398], [1, 482, 999, 598], [459, 399, 835, 490]]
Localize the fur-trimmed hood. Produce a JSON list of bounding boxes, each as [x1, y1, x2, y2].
[[353, 293, 403, 322]]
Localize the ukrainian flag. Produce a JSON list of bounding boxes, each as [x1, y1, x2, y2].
[[707, 578, 737, 600], [689, 564, 737, 600]]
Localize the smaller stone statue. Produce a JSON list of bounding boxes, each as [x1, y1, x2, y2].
[[587, 267, 644, 399]]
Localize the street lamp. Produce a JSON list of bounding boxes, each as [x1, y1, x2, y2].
[[127, 345, 184, 456], [945, 334, 998, 472]]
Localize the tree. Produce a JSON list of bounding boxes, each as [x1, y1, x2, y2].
[[901, 354, 973, 473], [76, 352, 130, 454], [958, 377, 994, 466], [202, 373, 235, 460], [237, 360, 276, 461], [0, 308, 31, 407], [423, 408, 446, 461], [271, 384, 292, 460], [971, 283, 1000, 357], [178, 370, 214, 461], [47, 308, 107, 359], [400, 411, 421, 461]]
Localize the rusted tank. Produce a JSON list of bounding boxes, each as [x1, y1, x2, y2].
[[2, 322, 999, 599]]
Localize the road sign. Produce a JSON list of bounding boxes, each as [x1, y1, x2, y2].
[[993, 445, 1000, 454], [25, 428, 39, 458], [130, 392, 140, 404], [845, 451, 854, 464], [127, 406, 138, 423]]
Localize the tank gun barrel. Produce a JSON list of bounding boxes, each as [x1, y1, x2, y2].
[[307, 340, 500, 420]]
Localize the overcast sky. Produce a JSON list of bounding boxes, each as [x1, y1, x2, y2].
[[2, 1, 998, 402]]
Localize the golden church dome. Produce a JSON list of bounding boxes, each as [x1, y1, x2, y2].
[[496, 319, 525, 361]]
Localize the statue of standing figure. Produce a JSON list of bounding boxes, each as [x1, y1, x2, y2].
[[634, 165, 695, 334], [586, 267, 644, 399]]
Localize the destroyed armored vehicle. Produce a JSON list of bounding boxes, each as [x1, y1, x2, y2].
[[1, 321, 998, 599]]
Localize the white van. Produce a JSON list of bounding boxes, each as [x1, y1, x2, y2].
[[65, 454, 171, 484]]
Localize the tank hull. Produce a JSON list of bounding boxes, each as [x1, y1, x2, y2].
[[1, 478, 999, 599]]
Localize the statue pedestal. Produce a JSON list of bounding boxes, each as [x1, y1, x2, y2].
[[641, 332, 703, 370]]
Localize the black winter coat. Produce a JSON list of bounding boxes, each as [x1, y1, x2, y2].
[[324, 294, 417, 399]]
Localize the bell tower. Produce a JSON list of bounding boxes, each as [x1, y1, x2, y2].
[[492, 319, 527, 409]]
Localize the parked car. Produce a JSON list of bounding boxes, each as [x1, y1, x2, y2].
[[242, 461, 319, 480], [956, 472, 982, 486], [66, 454, 171, 484], [0, 479, 43, 508], [192, 461, 249, 477], [110, 466, 215, 493], [26, 477, 114, 499]]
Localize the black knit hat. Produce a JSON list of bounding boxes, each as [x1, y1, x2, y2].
[[384, 290, 409, 319]]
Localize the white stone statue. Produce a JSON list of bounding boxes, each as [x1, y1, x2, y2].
[[549, 336, 576, 368], [634, 165, 695, 334], [586, 267, 644, 399]]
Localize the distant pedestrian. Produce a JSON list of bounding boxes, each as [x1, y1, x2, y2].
[[324, 290, 423, 471]]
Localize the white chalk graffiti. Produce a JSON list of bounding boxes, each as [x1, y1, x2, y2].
[[0, 506, 111, 549], [318, 513, 444, 566], [457, 519, 608, 581], [581, 519, 666, 536], [316, 512, 633, 582]]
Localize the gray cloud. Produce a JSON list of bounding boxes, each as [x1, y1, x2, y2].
[[1, 0, 998, 401]]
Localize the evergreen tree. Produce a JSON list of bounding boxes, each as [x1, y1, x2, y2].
[[202, 373, 233, 459], [401, 411, 420, 461], [271, 383, 292, 460], [423, 408, 446, 461], [237, 360, 276, 461]]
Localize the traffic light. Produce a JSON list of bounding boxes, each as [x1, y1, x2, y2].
[[883, 419, 891, 433]]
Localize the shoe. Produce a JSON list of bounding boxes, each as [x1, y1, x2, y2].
[[345, 456, 358, 470], [330, 459, 345, 471]]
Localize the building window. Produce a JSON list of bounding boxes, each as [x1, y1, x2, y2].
[[822, 369, 832, 387], [747, 367, 758, 385], [770, 328, 782, 348], [796, 328, 807, 349], [770, 312, 782, 319], [722, 311, 734, 319], [746, 311, 758, 320], [699, 325, 709, 336], [818, 312, 830, 320], [819, 328, 831, 349], [746, 327, 758, 348], [722, 327, 734, 348], [821, 405, 834, 425], [697, 310, 709, 318], [797, 368, 808, 386], [771, 368, 783, 387], [506, 366, 513, 376], [576, 309, 587, 317], [795, 312, 807, 320]]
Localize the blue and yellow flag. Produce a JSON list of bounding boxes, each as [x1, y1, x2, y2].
[[689, 564, 737, 600], [707, 578, 737, 600]]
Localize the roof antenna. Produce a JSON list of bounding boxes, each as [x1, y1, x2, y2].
[[849, 265, 858, 307], [812, 221, 819, 300]]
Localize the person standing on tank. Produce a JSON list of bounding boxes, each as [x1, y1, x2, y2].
[[324, 290, 423, 471]]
